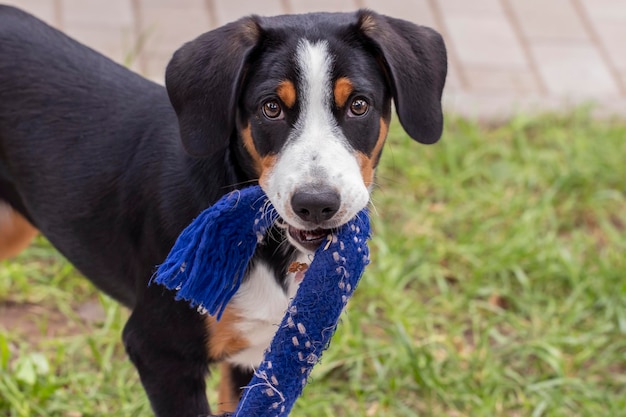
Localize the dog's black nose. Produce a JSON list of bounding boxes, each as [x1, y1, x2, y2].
[[291, 190, 341, 224]]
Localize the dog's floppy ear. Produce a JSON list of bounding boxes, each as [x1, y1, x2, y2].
[[357, 10, 447, 144], [166, 17, 261, 156]]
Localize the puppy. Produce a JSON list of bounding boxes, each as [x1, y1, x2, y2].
[[0, 6, 446, 416]]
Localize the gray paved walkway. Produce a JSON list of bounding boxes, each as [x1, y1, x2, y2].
[[5, 0, 626, 119]]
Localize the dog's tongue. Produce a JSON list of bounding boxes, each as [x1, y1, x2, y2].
[[295, 270, 306, 283]]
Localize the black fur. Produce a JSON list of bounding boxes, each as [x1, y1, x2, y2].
[[237, 16, 392, 159], [359, 12, 448, 144], [0, 6, 446, 416]]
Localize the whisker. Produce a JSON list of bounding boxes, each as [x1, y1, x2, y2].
[[223, 179, 259, 190], [367, 199, 380, 218]]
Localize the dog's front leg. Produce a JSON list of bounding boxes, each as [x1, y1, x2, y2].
[[122, 285, 212, 417]]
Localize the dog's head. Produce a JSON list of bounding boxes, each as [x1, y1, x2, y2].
[[166, 10, 447, 252]]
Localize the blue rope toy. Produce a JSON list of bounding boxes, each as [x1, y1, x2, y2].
[[154, 185, 370, 416]]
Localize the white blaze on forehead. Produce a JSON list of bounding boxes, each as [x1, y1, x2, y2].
[[262, 39, 370, 232], [295, 40, 336, 134]]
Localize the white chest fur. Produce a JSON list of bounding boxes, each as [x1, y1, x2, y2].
[[226, 253, 309, 369]]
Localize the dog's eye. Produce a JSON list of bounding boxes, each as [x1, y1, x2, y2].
[[348, 97, 369, 117], [262, 100, 284, 120]]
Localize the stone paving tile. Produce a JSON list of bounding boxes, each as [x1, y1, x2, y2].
[[4, 0, 626, 117], [445, 14, 539, 95], [362, 0, 437, 28], [2, 0, 57, 25], [136, 0, 212, 81], [436, 0, 544, 96], [442, 67, 462, 94], [62, 0, 133, 30], [212, 0, 285, 25], [444, 92, 560, 120], [578, 0, 626, 21], [507, 0, 588, 41], [509, 0, 625, 99], [437, 0, 502, 16], [287, 0, 360, 14], [63, 26, 137, 67], [579, 0, 626, 71], [463, 68, 540, 95], [438, 2, 526, 69], [591, 21, 626, 72], [358, 0, 463, 92], [531, 42, 619, 98], [61, 0, 134, 67], [446, 15, 528, 69]]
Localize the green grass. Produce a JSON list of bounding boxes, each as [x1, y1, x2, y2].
[[1, 110, 625, 416]]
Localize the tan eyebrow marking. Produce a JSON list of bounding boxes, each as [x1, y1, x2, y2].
[[277, 80, 297, 108], [334, 77, 354, 108]]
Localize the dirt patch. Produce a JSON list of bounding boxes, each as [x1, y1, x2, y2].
[[0, 299, 105, 344]]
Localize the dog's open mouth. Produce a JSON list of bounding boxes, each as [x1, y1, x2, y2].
[[287, 226, 331, 252]]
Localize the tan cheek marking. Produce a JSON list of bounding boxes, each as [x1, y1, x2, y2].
[[0, 207, 38, 260], [217, 362, 239, 413], [357, 118, 389, 187], [205, 307, 250, 361], [241, 125, 278, 188], [277, 80, 296, 108], [334, 77, 354, 108], [258, 155, 277, 189]]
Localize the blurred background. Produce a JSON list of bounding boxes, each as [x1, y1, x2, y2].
[[1, 1, 625, 417], [4, 0, 626, 119]]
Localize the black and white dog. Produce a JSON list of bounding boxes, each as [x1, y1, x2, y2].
[[0, 5, 446, 416]]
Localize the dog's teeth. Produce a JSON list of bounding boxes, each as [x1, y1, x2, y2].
[[304, 232, 320, 241]]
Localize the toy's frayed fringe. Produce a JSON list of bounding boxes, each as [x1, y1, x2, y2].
[[233, 209, 371, 416], [153, 185, 276, 320], [154, 184, 371, 416]]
